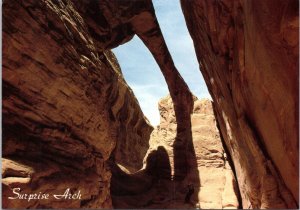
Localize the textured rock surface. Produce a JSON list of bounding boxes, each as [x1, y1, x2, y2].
[[4, 0, 297, 209], [2, 0, 152, 208], [75, 1, 194, 179], [112, 96, 239, 209], [181, 0, 299, 208], [5, 0, 193, 172]]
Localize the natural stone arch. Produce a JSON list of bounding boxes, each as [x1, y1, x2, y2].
[[75, 0, 195, 178]]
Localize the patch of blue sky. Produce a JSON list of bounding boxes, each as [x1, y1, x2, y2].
[[112, 0, 211, 126]]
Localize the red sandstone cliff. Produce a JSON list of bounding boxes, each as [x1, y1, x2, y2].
[[112, 96, 239, 209], [181, 0, 299, 208], [2, 0, 299, 209], [2, 1, 152, 208]]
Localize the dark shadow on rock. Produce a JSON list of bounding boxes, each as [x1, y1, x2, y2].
[[110, 115, 200, 209], [110, 161, 153, 196], [110, 146, 171, 197], [145, 146, 172, 180], [173, 111, 201, 208]]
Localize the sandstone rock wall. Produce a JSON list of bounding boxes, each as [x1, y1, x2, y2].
[[147, 96, 240, 209], [2, 0, 152, 208], [112, 96, 240, 209], [181, 0, 299, 208]]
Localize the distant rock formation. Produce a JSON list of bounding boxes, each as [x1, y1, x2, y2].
[[112, 95, 239, 209], [181, 0, 299, 208]]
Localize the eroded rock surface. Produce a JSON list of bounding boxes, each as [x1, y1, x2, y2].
[[2, 0, 194, 208], [112, 96, 239, 209], [2, 0, 152, 208], [181, 0, 299, 208], [74, 2, 195, 178], [3, 0, 297, 209]]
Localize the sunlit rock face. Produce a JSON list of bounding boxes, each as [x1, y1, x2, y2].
[[147, 96, 240, 209], [181, 0, 299, 208], [112, 95, 240, 209], [2, 0, 152, 208]]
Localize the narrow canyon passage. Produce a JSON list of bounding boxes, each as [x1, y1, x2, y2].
[[111, 96, 239, 209], [2, 0, 298, 209]]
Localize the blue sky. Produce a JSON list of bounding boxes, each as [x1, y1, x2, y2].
[[112, 0, 211, 125]]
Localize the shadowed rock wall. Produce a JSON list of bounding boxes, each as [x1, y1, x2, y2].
[[112, 96, 240, 209], [2, 0, 152, 208], [181, 0, 299, 208], [3, 0, 298, 208]]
